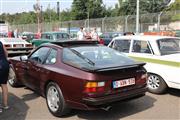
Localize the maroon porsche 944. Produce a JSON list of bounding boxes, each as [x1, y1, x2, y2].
[[9, 40, 147, 117]]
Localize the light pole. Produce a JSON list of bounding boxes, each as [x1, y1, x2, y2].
[[87, 0, 91, 32], [136, 0, 139, 34], [33, 0, 40, 32], [57, 1, 60, 21]]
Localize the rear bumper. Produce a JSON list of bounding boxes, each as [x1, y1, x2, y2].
[[7, 47, 33, 55], [83, 86, 147, 106]]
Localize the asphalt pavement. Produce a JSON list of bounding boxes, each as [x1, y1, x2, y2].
[[0, 85, 179, 120]]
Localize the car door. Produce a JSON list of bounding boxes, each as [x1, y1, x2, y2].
[[24, 47, 51, 91], [34, 48, 58, 92]]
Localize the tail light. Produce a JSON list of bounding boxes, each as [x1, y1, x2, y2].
[[26, 44, 33, 47], [4, 44, 11, 48], [141, 73, 147, 79], [84, 81, 105, 93]]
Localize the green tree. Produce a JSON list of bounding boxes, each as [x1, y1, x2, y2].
[[71, 0, 106, 20], [71, 0, 88, 20], [166, 0, 180, 11], [118, 0, 167, 15]]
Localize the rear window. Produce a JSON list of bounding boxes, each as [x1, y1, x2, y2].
[[157, 38, 180, 55], [62, 46, 135, 70]]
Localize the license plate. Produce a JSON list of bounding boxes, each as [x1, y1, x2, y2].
[[113, 78, 135, 88], [15, 44, 23, 47]]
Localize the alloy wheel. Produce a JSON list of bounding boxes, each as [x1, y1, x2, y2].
[[47, 86, 60, 112], [147, 74, 160, 89]]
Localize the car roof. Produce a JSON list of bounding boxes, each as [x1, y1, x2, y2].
[[42, 31, 69, 34], [41, 40, 99, 48], [103, 32, 123, 34], [113, 35, 177, 41]]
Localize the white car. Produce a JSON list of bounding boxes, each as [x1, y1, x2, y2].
[[0, 38, 33, 55], [108, 35, 180, 94]]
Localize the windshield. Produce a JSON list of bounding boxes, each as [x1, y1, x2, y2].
[[157, 38, 180, 55], [62, 46, 136, 70]]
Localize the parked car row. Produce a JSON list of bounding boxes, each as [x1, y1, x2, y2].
[[4, 31, 180, 117]]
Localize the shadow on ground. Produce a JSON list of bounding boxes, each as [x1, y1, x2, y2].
[[64, 95, 156, 120], [0, 93, 29, 120], [167, 88, 180, 97]]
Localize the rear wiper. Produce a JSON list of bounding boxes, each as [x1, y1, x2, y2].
[[69, 48, 95, 66]]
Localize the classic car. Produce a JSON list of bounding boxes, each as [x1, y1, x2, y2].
[[0, 37, 33, 56], [108, 35, 180, 94], [9, 40, 147, 117], [31, 32, 70, 47]]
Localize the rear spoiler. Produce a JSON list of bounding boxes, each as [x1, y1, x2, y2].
[[90, 62, 146, 72]]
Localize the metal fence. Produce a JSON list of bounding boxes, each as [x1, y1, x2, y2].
[[10, 10, 180, 34]]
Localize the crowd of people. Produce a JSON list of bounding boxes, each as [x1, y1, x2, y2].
[[77, 27, 100, 41]]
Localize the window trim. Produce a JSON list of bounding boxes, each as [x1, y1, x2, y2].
[[28, 46, 51, 64], [44, 48, 58, 65], [131, 39, 154, 55]]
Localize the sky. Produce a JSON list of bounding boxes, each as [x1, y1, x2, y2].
[[0, 0, 119, 14]]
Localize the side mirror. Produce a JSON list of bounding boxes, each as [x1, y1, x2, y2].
[[20, 55, 28, 61]]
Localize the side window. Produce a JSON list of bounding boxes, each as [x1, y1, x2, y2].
[[132, 40, 151, 54], [56, 33, 62, 39], [46, 34, 53, 40], [29, 47, 50, 64], [62, 33, 70, 39], [41, 34, 46, 39], [45, 49, 58, 64], [113, 40, 131, 53]]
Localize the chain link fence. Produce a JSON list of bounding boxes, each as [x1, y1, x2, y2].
[[10, 10, 180, 34]]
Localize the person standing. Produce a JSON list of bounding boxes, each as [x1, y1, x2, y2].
[[77, 27, 85, 40], [0, 41, 9, 113], [91, 27, 99, 40]]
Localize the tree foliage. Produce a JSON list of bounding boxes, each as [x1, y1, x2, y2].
[[0, 0, 179, 25], [71, 0, 105, 20], [118, 0, 167, 15], [166, 0, 180, 11]]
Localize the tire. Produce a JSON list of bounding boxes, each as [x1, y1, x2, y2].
[[8, 66, 21, 87], [147, 73, 168, 94], [46, 82, 70, 117]]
